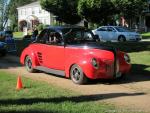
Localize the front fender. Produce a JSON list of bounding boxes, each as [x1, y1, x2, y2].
[[65, 54, 94, 78]]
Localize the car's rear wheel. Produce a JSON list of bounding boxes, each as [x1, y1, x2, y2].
[[25, 56, 36, 73], [0, 50, 6, 57], [70, 64, 87, 84], [118, 35, 126, 42]]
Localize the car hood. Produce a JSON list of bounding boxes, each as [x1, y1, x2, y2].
[[67, 42, 117, 53], [120, 32, 140, 35]]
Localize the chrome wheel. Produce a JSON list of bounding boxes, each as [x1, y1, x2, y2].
[[70, 64, 87, 84], [72, 67, 81, 81], [25, 56, 35, 72]]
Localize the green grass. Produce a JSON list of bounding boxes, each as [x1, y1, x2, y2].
[[129, 51, 150, 75], [0, 71, 119, 113], [141, 32, 150, 39], [141, 32, 150, 37], [13, 32, 24, 39]]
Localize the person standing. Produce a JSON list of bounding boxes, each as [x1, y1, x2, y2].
[[31, 28, 39, 41], [33, 28, 39, 37]]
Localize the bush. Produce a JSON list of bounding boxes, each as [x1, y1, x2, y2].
[[43, 24, 49, 29], [14, 27, 18, 32], [38, 24, 44, 31]]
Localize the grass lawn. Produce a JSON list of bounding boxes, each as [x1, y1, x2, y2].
[[129, 51, 150, 75], [0, 71, 118, 113], [13, 32, 24, 39], [141, 32, 150, 39]]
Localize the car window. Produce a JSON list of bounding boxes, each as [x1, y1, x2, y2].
[[65, 29, 96, 44], [107, 27, 116, 32], [36, 29, 49, 43], [46, 30, 63, 46], [97, 27, 107, 31], [114, 27, 130, 32]]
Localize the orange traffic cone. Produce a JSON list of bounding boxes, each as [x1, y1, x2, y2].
[[16, 76, 23, 90]]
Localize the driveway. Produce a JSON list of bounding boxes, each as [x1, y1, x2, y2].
[[0, 55, 150, 112]]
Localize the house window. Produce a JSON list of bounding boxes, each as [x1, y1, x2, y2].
[[20, 10, 22, 15], [28, 8, 32, 15], [39, 8, 42, 13], [22, 9, 25, 15], [34, 7, 39, 14], [32, 10, 35, 14], [19, 10, 21, 15]]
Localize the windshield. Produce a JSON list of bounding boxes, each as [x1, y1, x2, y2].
[[62, 28, 96, 44], [114, 27, 131, 32]]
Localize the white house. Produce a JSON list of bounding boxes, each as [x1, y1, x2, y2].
[[17, 1, 55, 30]]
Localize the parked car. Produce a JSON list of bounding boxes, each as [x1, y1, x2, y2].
[[0, 31, 16, 52], [0, 41, 7, 56], [20, 26, 131, 84], [92, 26, 142, 42], [0, 30, 13, 41]]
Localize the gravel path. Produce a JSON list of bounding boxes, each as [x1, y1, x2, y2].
[[0, 55, 150, 112]]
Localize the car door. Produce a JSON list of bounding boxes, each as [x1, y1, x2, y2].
[[35, 29, 65, 70], [106, 27, 117, 41]]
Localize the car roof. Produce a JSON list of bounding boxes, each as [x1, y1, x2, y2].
[[99, 26, 126, 28], [46, 26, 85, 31]]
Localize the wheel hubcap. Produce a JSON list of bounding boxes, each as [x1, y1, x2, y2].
[[119, 37, 124, 42], [26, 58, 32, 70], [72, 68, 81, 81]]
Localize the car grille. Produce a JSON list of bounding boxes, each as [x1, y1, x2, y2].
[[113, 49, 118, 78]]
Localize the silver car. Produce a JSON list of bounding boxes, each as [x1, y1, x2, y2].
[[92, 26, 142, 42]]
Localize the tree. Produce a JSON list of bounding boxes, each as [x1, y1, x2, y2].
[[78, 0, 117, 25], [78, 0, 147, 25], [40, 0, 81, 24], [112, 0, 147, 19], [0, 0, 9, 30]]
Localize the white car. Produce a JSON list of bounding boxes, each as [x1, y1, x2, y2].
[[92, 26, 142, 42]]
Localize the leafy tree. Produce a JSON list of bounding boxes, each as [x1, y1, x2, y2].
[[78, 0, 147, 25], [112, 0, 147, 19], [40, 0, 81, 24], [0, 0, 9, 30], [78, 0, 117, 25]]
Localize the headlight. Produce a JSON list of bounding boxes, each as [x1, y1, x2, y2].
[[124, 54, 130, 64], [91, 58, 99, 69]]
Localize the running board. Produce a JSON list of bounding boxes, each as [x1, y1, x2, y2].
[[35, 66, 65, 76]]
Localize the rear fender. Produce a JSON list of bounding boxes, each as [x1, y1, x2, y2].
[[20, 48, 39, 68]]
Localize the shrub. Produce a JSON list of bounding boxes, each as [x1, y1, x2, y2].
[[38, 24, 44, 31], [14, 27, 18, 32]]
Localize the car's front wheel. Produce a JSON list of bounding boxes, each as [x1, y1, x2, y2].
[[25, 56, 36, 73], [70, 64, 87, 84]]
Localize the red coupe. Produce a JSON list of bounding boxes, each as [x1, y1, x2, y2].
[[20, 26, 131, 84]]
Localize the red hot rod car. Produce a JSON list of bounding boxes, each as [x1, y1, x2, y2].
[[20, 26, 131, 84]]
